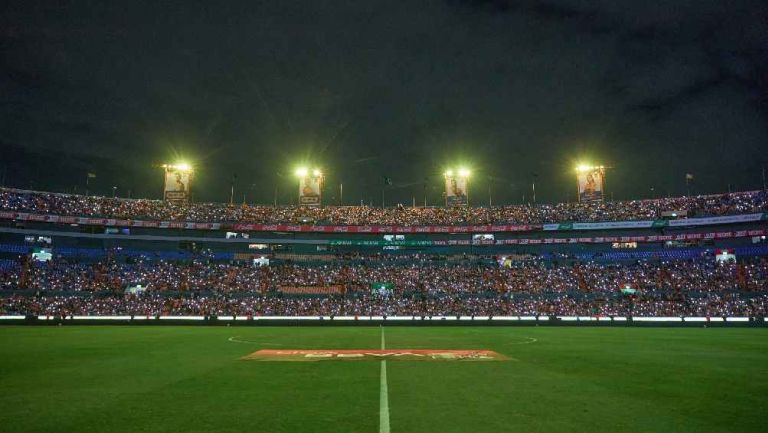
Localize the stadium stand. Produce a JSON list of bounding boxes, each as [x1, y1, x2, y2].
[[0, 187, 766, 319], [0, 255, 766, 317], [1, 188, 766, 225]]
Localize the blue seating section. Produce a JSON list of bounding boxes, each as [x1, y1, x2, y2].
[[569, 245, 768, 261], [0, 244, 234, 261], [0, 244, 30, 254], [1, 242, 767, 263]]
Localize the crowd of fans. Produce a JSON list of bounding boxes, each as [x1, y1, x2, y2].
[[1, 292, 765, 318], [0, 256, 766, 317], [2, 188, 766, 225], [2, 257, 766, 295]]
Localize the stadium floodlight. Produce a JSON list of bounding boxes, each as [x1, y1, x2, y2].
[[458, 168, 471, 178], [444, 169, 454, 177], [576, 164, 606, 173], [162, 163, 192, 171], [312, 168, 322, 177], [295, 167, 309, 178]]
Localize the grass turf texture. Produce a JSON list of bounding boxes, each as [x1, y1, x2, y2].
[[0, 327, 765, 433]]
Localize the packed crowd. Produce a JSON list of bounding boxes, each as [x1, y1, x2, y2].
[[1, 292, 766, 318], [2, 257, 766, 295], [0, 256, 767, 316], [2, 188, 766, 225]]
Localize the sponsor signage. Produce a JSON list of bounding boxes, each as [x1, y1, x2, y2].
[[327, 229, 767, 247], [666, 213, 764, 227], [1, 211, 764, 234], [242, 349, 508, 361], [234, 224, 538, 233], [542, 213, 765, 231]]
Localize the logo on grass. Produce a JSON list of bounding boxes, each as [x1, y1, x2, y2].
[[242, 349, 508, 361]]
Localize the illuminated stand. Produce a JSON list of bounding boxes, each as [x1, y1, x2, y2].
[[162, 163, 193, 203], [444, 168, 470, 206], [295, 167, 324, 206], [575, 165, 605, 203]]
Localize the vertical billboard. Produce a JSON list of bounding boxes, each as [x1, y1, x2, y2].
[[445, 174, 468, 206], [299, 174, 323, 206], [163, 165, 192, 203], [577, 167, 605, 203]]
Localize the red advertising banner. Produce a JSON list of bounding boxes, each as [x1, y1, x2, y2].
[[229, 223, 538, 233], [0, 210, 763, 241]]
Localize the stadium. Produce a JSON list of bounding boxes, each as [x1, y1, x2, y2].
[[3, 1, 768, 432], [1, 183, 767, 431]]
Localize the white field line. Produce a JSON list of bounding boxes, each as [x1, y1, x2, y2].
[[380, 326, 390, 433], [227, 336, 283, 346], [506, 337, 538, 345]]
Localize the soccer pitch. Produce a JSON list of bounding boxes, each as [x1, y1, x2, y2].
[[0, 326, 766, 433]]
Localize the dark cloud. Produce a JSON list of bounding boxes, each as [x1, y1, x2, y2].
[[1, 0, 767, 204]]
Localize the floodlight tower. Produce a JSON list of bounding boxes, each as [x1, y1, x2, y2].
[[444, 167, 471, 206], [574, 163, 607, 203], [161, 162, 194, 203], [295, 166, 325, 206]]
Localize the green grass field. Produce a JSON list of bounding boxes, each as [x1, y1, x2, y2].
[[0, 326, 766, 433]]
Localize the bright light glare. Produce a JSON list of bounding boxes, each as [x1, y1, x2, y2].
[[444, 169, 454, 177], [163, 162, 192, 171], [295, 167, 308, 177], [576, 164, 605, 172], [312, 169, 322, 177], [458, 168, 470, 177]]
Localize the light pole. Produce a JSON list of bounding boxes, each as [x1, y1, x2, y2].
[[295, 167, 308, 206], [488, 182, 492, 207], [85, 173, 95, 196], [229, 173, 238, 205], [246, 183, 256, 205], [459, 168, 470, 206], [443, 170, 452, 207], [381, 176, 392, 208]]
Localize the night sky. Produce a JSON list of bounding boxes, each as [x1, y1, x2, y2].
[[2, 0, 767, 205]]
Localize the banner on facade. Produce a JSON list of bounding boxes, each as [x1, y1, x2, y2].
[[163, 166, 192, 203], [445, 174, 468, 206], [299, 174, 323, 206], [577, 167, 605, 202]]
